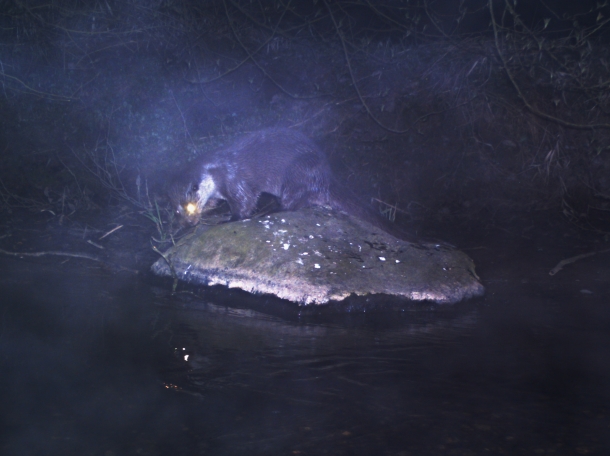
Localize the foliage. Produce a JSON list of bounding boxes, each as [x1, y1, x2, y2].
[[0, 0, 609, 236]]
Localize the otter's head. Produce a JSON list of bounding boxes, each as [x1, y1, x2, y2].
[[170, 174, 217, 226]]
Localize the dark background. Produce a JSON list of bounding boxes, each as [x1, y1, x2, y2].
[[1, 2, 610, 455], [0, 0, 608, 244]]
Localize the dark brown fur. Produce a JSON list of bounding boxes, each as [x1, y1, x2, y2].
[[170, 128, 421, 243]]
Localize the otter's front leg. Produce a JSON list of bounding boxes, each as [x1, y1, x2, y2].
[[225, 184, 259, 220]]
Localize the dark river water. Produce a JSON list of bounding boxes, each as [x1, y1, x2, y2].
[[1, 238, 609, 455]]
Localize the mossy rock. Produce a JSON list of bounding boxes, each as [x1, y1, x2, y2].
[[151, 207, 484, 305]]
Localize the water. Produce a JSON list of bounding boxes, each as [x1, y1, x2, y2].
[[1, 239, 609, 455]]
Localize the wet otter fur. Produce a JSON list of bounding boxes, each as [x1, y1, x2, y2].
[[170, 128, 419, 242]]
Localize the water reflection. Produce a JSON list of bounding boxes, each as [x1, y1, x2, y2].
[[156, 296, 479, 394], [1, 257, 608, 455]]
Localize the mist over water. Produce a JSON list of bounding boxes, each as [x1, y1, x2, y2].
[[1, 1, 610, 454], [1, 244, 609, 455]]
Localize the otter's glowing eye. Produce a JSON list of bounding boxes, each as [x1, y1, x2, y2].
[[185, 203, 197, 215]]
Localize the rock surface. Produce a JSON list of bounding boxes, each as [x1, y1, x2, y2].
[[151, 208, 484, 305]]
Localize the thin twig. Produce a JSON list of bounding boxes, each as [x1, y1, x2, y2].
[[549, 248, 610, 276], [489, 0, 610, 130], [99, 224, 123, 240], [152, 245, 179, 292], [0, 247, 139, 273], [0, 248, 102, 262]]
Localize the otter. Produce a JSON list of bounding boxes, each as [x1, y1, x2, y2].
[[170, 128, 418, 242]]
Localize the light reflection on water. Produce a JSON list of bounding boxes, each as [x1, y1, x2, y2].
[[158, 297, 478, 389], [1, 258, 609, 455], [153, 295, 483, 454]]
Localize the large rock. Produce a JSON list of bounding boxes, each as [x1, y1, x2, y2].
[[151, 208, 484, 305]]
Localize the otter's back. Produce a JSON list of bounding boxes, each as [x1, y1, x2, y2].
[[207, 129, 332, 202]]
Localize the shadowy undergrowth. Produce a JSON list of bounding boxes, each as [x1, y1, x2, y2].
[[0, 0, 609, 244]]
